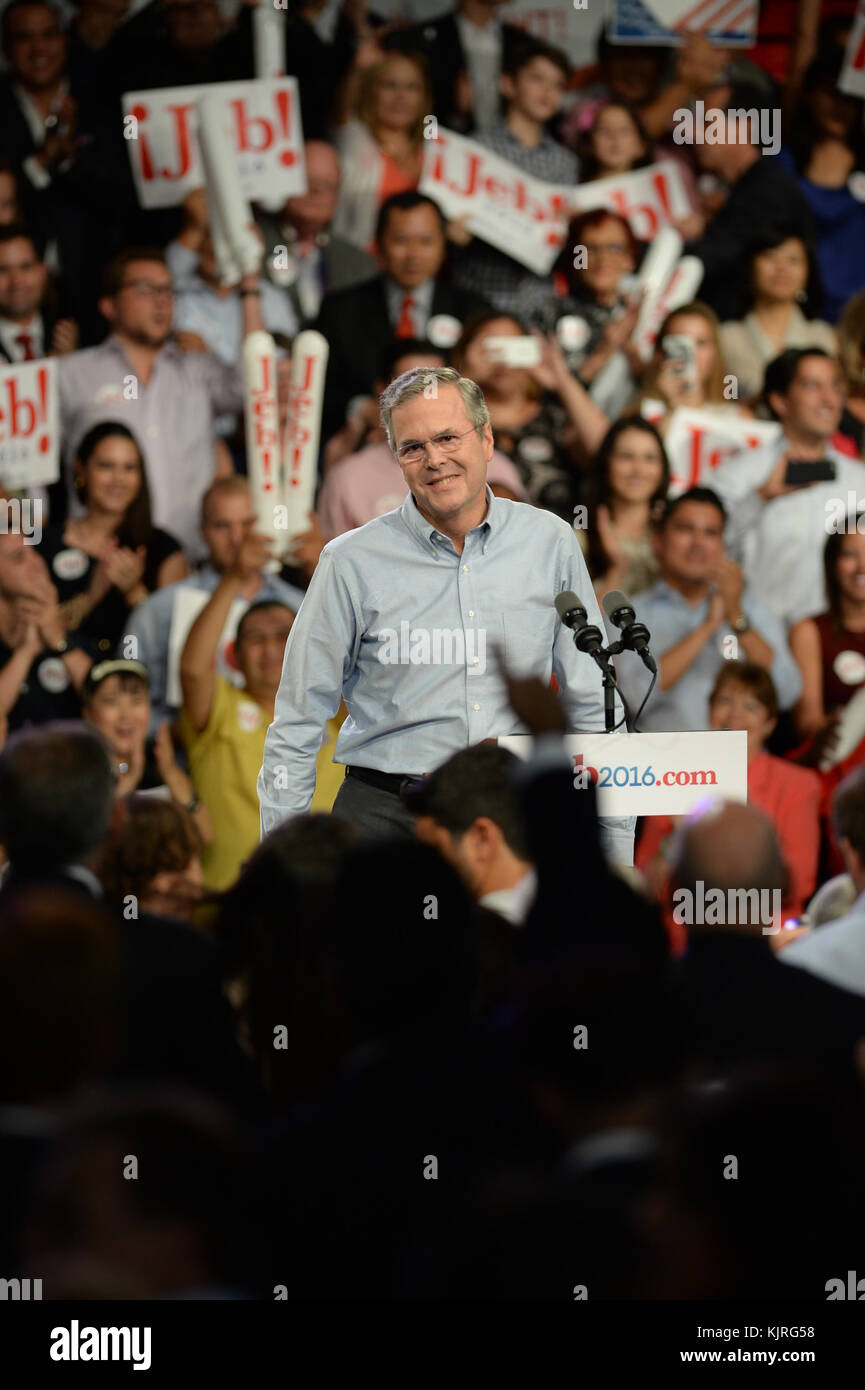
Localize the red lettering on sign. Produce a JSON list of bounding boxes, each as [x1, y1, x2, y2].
[[231, 98, 274, 154]]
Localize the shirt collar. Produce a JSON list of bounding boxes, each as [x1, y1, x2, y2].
[[62, 864, 104, 898], [653, 578, 708, 608], [400, 483, 496, 551], [384, 276, 434, 312]]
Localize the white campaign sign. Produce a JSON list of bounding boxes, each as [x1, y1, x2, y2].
[[0, 358, 59, 489], [651, 408, 782, 494], [122, 78, 306, 209], [840, 0, 865, 99], [499, 730, 748, 815], [499, 0, 605, 66], [420, 128, 573, 274], [569, 160, 693, 243], [167, 587, 248, 710]]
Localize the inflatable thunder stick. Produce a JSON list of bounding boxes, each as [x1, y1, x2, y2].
[[243, 330, 284, 559], [281, 331, 329, 543], [197, 91, 262, 287], [590, 228, 704, 416]]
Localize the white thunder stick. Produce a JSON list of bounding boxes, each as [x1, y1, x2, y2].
[[197, 91, 262, 286], [589, 231, 703, 414], [281, 330, 329, 543], [252, 6, 289, 213], [243, 330, 284, 565], [253, 4, 285, 79]]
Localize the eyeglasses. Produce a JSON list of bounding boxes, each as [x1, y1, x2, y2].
[[120, 280, 174, 299], [583, 243, 632, 258], [396, 426, 478, 465]]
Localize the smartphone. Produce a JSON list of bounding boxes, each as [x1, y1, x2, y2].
[[661, 333, 698, 390], [484, 336, 542, 368], [783, 458, 837, 486]]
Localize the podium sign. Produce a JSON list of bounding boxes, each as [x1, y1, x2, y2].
[[499, 730, 748, 816]]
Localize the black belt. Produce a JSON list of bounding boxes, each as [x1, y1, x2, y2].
[[345, 765, 424, 797]]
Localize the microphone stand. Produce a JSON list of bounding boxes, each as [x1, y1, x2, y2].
[[564, 618, 657, 733], [565, 627, 626, 733]]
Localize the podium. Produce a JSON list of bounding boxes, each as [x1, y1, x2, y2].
[[498, 730, 748, 816]]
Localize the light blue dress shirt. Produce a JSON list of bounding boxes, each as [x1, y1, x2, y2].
[[613, 579, 803, 732], [122, 565, 306, 731], [259, 487, 635, 864]]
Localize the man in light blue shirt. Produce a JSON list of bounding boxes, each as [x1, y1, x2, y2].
[[783, 766, 865, 996], [123, 477, 304, 730], [259, 365, 635, 865], [615, 488, 801, 732], [710, 349, 865, 626]]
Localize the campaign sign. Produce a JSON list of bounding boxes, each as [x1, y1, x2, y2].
[[569, 160, 692, 243], [608, 0, 759, 47], [499, 729, 748, 816], [654, 408, 782, 494], [420, 128, 574, 274], [167, 588, 248, 709], [122, 78, 306, 209], [0, 358, 59, 489], [499, 0, 605, 66], [840, 0, 865, 100]]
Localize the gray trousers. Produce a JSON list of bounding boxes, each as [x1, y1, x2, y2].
[[331, 772, 417, 841]]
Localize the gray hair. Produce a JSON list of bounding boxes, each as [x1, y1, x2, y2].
[[379, 366, 489, 454]]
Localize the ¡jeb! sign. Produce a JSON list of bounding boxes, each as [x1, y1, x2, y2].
[[420, 133, 693, 273], [420, 127, 573, 275], [122, 77, 307, 209], [642, 406, 782, 494], [0, 358, 59, 490]]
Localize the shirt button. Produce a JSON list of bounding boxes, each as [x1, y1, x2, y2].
[[483, 545, 487, 552], [461, 564, 468, 572], [468, 610, 474, 617], [473, 703, 480, 711], [472, 656, 479, 664]]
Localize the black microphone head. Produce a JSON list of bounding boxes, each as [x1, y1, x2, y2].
[[554, 590, 585, 624], [602, 589, 635, 626]]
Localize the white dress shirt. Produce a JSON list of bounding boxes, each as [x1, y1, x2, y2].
[[710, 439, 865, 626], [481, 867, 537, 926], [455, 14, 503, 133], [0, 315, 44, 361]]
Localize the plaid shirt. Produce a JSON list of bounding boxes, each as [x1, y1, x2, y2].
[[452, 122, 578, 318]]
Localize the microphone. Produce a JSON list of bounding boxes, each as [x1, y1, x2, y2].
[[602, 589, 657, 674], [554, 590, 605, 660]]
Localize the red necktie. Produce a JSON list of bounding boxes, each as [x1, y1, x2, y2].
[[394, 294, 415, 339], [16, 333, 35, 360]]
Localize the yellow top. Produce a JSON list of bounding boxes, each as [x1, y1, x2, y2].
[[180, 677, 346, 892]]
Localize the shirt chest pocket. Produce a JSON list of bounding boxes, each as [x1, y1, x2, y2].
[[501, 611, 554, 679]]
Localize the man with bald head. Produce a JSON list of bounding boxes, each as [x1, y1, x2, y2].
[[258, 141, 377, 325], [670, 800, 865, 1076]]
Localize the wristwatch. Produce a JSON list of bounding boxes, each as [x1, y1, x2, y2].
[[731, 613, 751, 635]]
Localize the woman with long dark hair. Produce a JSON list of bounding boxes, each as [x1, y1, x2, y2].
[[719, 229, 836, 403], [789, 523, 865, 745], [582, 416, 670, 599], [450, 310, 610, 519], [38, 422, 188, 654]]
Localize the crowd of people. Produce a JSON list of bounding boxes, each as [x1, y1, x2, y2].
[[1, 0, 865, 1303]]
